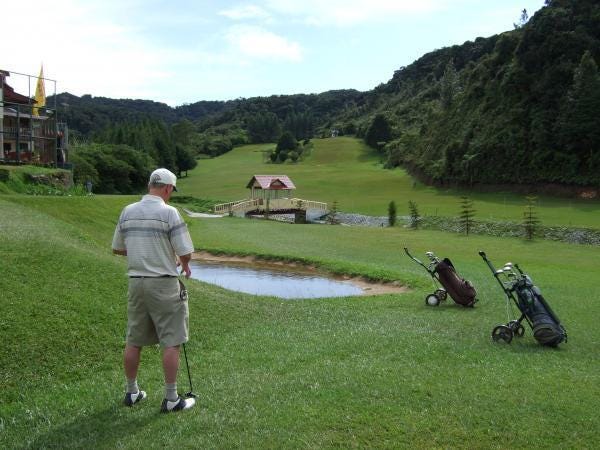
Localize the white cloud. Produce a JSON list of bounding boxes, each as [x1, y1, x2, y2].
[[264, 0, 449, 26], [0, 0, 175, 100], [219, 4, 271, 21], [225, 26, 303, 62]]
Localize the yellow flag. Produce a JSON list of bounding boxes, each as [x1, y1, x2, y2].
[[33, 65, 46, 116]]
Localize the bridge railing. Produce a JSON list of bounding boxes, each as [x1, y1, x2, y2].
[[213, 198, 260, 214], [290, 198, 328, 211], [213, 197, 328, 214]]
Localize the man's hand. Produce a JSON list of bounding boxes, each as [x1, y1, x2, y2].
[[179, 253, 192, 278]]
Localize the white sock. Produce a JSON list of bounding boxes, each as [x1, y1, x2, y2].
[[165, 383, 178, 402], [127, 378, 139, 394]]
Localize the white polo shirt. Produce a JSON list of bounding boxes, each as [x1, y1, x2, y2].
[[112, 195, 194, 277]]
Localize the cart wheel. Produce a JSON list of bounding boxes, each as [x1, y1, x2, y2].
[[425, 294, 440, 306], [492, 325, 513, 343], [434, 289, 447, 301], [508, 320, 525, 338]]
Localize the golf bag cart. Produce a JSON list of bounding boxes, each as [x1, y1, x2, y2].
[[404, 248, 477, 307], [479, 251, 567, 347]]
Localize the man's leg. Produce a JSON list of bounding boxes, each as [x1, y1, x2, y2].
[[124, 344, 142, 380], [123, 344, 146, 406], [163, 345, 180, 401], [160, 345, 195, 412]]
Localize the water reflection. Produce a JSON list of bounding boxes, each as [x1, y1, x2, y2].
[[188, 260, 363, 299]]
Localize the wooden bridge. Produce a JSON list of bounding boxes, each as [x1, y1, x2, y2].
[[214, 197, 328, 217], [212, 175, 328, 222]]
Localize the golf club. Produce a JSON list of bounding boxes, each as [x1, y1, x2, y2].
[[178, 278, 197, 399], [182, 342, 197, 399]]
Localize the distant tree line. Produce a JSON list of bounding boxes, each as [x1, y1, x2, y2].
[[59, 0, 600, 191]]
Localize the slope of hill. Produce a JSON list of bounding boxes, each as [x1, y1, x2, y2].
[[371, 0, 600, 188], [2, 195, 600, 448], [177, 137, 600, 228]]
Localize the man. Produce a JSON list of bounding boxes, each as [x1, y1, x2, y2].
[[112, 168, 195, 413]]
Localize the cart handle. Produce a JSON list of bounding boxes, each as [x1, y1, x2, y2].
[[404, 247, 431, 272], [479, 250, 510, 293]]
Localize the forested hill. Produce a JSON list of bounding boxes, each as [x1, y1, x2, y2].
[[369, 0, 600, 187], [54, 0, 600, 188]]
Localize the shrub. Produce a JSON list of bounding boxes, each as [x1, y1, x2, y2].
[[388, 201, 397, 227]]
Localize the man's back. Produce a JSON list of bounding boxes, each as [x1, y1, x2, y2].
[[113, 195, 193, 277]]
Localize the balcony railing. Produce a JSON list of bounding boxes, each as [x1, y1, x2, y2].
[[1, 127, 57, 139]]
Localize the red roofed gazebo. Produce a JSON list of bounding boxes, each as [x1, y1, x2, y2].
[[246, 175, 296, 200]]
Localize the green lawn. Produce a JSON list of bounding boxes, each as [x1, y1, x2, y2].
[[1, 195, 598, 448], [177, 137, 600, 228]]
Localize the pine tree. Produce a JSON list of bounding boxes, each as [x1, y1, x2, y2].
[[408, 200, 420, 229], [440, 59, 458, 109], [459, 196, 475, 235], [513, 8, 529, 29], [522, 195, 540, 240], [388, 201, 397, 227]]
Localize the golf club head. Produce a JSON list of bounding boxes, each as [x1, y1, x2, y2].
[[504, 262, 513, 268], [185, 391, 197, 399]]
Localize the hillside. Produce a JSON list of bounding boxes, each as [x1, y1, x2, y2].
[[55, 0, 600, 190], [372, 0, 600, 188], [2, 195, 600, 448]]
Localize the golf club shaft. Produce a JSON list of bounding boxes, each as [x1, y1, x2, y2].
[[182, 343, 194, 394]]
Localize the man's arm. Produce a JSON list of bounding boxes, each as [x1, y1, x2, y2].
[[113, 249, 127, 256], [178, 253, 192, 278]]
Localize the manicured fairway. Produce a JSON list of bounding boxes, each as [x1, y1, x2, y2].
[[176, 137, 600, 228], [1, 195, 598, 448]]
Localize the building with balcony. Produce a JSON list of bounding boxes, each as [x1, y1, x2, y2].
[[0, 69, 68, 166]]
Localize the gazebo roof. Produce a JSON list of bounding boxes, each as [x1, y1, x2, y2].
[[246, 175, 296, 190]]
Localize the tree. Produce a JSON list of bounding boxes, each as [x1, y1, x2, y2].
[[557, 51, 600, 180], [522, 195, 540, 240], [459, 196, 475, 235], [276, 131, 297, 152], [172, 119, 196, 146], [175, 144, 197, 177], [408, 200, 420, 229], [247, 112, 281, 143], [71, 143, 155, 194], [388, 201, 397, 227], [440, 59, 458, 109], [364, 114, 392, 150], [513, 8, 529, 29]]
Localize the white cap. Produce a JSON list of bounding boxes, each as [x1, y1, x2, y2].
[[149, 168, 178, 191]]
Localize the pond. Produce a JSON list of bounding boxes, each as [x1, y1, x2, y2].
[[188, 260, 365, 299]]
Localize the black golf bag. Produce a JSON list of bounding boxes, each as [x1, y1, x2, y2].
[[405, 248, 477, 307], [479, 251, 567, 347]]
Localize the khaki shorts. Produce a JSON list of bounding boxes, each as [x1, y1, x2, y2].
[[126, 277, 189, 348]]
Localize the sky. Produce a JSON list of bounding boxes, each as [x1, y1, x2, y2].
[[2, 0, 546, 106]]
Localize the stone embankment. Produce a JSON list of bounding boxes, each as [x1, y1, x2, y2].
[[242, 210, 600, 246], [328, 212, 600, 246]]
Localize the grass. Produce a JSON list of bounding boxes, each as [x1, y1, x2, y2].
[[1, 195, 599, 448], [0, 165, 72, 194], [177, 137, 600, 228]]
